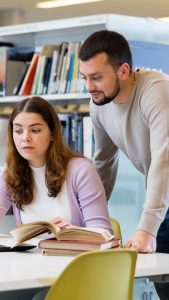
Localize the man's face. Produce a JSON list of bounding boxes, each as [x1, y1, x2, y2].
[[79, 52, 121, 106]]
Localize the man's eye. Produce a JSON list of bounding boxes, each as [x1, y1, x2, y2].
[[93, 76, 102, 80], [80, 75, 86, 80]]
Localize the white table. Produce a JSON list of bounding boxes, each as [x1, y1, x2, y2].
[[0, 248, 169, 292]]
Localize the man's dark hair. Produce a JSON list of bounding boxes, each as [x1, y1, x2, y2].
[[79, 30, 132, 72]]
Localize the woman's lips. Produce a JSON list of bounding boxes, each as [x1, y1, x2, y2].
[[22, 146, 34, 151]]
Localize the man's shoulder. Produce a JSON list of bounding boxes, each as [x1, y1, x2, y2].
[[138, 69, 169, 82]]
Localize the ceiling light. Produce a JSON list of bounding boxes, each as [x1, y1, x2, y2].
[[157, 17, 169, 22], [36, 0, 103, 9]]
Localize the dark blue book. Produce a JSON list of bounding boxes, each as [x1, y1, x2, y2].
[[58, 113, 72, 146]]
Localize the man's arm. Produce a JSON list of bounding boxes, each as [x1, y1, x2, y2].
[[90, 101, 119, 200], [137, 81, 169, 236], [126, 79, 169, 252]]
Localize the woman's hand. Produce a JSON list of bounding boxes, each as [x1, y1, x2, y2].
[[125, 230, 156, 253], [49, 217, 72, 229]]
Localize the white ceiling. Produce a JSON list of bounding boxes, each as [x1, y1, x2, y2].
[[0, 0, 169, 25]]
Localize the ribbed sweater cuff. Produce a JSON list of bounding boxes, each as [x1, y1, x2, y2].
[[137, 213, 162, 237]]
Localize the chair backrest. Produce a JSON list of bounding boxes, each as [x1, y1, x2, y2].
[[110, 217, 123, 247], [45, 248, 137, 300]]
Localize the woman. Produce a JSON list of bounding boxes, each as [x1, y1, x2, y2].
[[0, 96, 112, 233]]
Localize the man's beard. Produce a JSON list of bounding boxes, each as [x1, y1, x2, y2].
[[91, 77, 120, 106]]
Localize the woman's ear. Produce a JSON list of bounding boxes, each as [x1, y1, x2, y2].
[[50, 134, 53, 142]]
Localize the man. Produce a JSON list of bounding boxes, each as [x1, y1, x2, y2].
[[79, 29, 169, 298], [79, 29, 169, 252]]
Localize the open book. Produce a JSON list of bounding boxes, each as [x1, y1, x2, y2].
[[0, 234, 36, 251], [10, 221, 114, 247]]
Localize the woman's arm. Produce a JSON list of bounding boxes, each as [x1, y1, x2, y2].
[[68, 158, 113, 233], [0, 171, 12, 219]]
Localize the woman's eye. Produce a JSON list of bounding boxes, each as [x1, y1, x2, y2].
[[32, 128, 41, 133], [14, 129, 22, 134]]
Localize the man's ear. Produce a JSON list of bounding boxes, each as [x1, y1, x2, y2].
[[118, 63, 130, 80]]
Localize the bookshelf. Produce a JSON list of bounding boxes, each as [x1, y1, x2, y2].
[[0, 13, 169, 105]]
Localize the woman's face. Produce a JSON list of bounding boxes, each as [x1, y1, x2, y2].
[[13, 112, 53, 167]]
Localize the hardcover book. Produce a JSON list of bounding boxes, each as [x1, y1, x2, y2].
[[39, 236, 120, 251]]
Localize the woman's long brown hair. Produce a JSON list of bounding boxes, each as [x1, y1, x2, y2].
[[5, 96, 80, 209]]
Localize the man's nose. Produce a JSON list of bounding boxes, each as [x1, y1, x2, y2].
[[86, 79, 95, 91]]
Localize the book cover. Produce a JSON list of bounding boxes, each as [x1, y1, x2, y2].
[[0, 47, 9, 96], [6, 60, 26, 96], [69, 42, 82, 93], [39, 237, 120, 251], [12, 62, 30, 95], [83, 115, 94, 160], [36, 56, 46, 95], [71, 112, 88, 153], [47, 47, 60, 94], [19, 53, 39, 96], [42, 248, 85, 256], [55, 42, 69, 93], [58, 113, 72, 146], [42, 56, 52, 94], [61, 42, 77, 94], [31, 55, 43, 95]]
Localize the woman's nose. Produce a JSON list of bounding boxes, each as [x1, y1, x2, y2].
[[22, 131, 31, 142]]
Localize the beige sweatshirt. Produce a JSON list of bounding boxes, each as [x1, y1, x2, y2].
[[90, 70, 169, 237]]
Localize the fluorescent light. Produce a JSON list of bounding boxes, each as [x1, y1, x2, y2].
[[36, 0, 103, 9], [158, 17, 169, 22]]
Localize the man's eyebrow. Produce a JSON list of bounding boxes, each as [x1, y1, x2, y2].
[[13, 123, 43, 127], [80, 71, 102, 76]]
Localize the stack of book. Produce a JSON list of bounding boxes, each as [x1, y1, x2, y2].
[[9, 221, 121, 256], [39, 236, 121, 256]]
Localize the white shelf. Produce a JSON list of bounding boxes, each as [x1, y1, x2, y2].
[[0, 14, 169, 44], [0, 14, 107, 36], [0, 93, 90, 105]]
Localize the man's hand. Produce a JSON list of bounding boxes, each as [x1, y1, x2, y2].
[[125, 230, 156, 253]]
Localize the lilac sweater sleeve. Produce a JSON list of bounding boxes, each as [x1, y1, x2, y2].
[[67, 158, 112, 232], [0, 172, 12, 217]]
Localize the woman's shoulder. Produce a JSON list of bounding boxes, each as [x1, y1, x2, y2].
[[0, 165, 6, 182], [67, 157, 102, 184], [68, 157, 93, 171], [0, 166, 7, 190]]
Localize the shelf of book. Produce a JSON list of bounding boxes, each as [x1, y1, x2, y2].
[[0, 13, 168, 106]]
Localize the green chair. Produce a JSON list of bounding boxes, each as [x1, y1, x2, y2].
[[45, 248, 137, 300], [110, 217, 123, 247]]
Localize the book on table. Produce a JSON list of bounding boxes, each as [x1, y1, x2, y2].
[[9, 220, 115, 248], [42, 248, 87, 256], [39, 236, 121, 252]]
